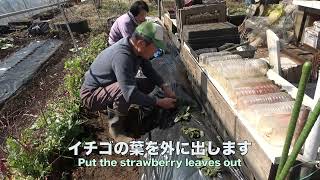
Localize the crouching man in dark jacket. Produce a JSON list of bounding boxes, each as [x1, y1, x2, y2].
[[80, 21, 176, 142]]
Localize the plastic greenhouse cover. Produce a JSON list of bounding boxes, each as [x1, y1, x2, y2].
[[0, 0, 51, 14], [0, 0, 53, 25], [138, 54, 247, 180]]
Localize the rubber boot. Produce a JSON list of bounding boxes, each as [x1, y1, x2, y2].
[[108, 116, 134, 143], [126, 105, 142, 138]]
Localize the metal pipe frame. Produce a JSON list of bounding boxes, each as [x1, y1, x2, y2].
[[0, 0, 68, 19]]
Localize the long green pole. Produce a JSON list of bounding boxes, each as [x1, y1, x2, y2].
[[276, 62, 312, 178], [277, 100, 320, 180]]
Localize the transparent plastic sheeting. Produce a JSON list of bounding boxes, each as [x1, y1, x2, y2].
[[0, 0, 52, 25], [138, 55, 246, 180]]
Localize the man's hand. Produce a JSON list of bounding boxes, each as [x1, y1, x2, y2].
[[161, 84, 176, 98], [156, 98, 176, 109]]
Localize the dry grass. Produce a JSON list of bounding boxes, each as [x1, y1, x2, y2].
[[226, 0, 247, 16], [51, 0, 159, 34], [51, 0, 133, 33]]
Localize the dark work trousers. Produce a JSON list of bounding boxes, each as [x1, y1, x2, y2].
[[80, 78, 155, 115]]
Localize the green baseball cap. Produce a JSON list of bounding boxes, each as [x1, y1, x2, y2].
[[135, 21, 166, 49]]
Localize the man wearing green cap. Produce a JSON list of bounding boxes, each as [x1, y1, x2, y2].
[[80, 21, 176, 142]]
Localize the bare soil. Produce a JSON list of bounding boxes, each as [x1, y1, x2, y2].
[[0, 33, 73, 146], [0, 31, 29, 61], [71, 115, 140, 180], [0, 1, 144, 179]]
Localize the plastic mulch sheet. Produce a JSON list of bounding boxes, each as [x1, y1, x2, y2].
[[0, 39, 63, 106], [138, 54, 247, 180]]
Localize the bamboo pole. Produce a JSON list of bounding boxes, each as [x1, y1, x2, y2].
[[276, 61, 312, 178], [301, 69, 320, 179], [277, 99, 320, 180]]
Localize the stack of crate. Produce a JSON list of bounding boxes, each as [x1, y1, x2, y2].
[[177, 3, 241, 51], [177, 3, 227, 38]]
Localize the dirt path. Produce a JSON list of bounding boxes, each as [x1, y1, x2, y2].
[[71, 115, 140, 180]]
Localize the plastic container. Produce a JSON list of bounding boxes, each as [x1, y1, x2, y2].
[[243, 101, 309, 138], [234, 83, 280, 96], [228, 77, 272, 88], [223, 76, 272, 95], [250, 101, 295, 115], [237, 92, 293, 109], [208, 59, 269, 79], [232, 83, 281, 102], [257, 107, 310, 146], [198, 51, 231, 64], [203, 54, 242, 65], [243, 101, 295, 127], [204, 58, 245, 86]]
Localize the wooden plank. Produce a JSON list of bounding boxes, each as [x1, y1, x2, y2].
[[177, 4, 227, 34], [267, 29, 281, 75], [180, 43, 271, 179], [235, 118, 274, 180], [282, 44, 314, 64], [178, 8, 183, 41], [281, 44, 320, 81], [266, 69, 315, 108], [163, 13, 177, 34], [159, 15, 180, 50], [180, 4, 227, 26], [173, 16, 317, 177], [163, 13, 173, 33], [179, 41, 317, 179], [293, 0, 320, 10], [163, 19, 180, 50], [298, 7, 308, 43], [167, 30, 180, 50], [281, 59, 303, 83]]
